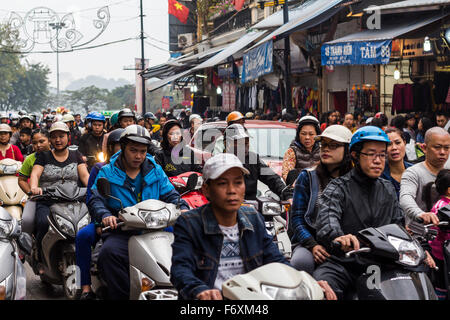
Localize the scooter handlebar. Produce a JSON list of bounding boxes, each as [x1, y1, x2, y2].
[[101, 221, 125, 232]]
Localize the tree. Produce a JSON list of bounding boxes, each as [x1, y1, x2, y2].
[[105, 84, 135, 109], [7, 62, 50, 113], [0, 23, 23, 111], [65, 85, 109, 114]]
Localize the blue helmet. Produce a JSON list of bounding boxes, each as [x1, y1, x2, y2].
[[86, 111, 106, 122], [349, 126, 390, 152]]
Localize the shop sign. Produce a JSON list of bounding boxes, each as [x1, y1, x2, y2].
[[401, 38, 434, 58], [218, 64, 234, 78], [321, 40, 392, 66], [241, 40, 273, 83], [162, 97, 171, 110]]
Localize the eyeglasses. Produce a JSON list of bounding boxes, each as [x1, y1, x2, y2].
[[319, 141, 345, 150], [359, 151, 387, 160]]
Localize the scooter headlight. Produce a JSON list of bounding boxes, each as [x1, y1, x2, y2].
[[388, 236, 424, 267], [54, 214, 75, 237], [262, 202, 282, 216], [0, 219, 13, 239], [77, 214, 90, 232], [0, 164, 19, 174], [261, 282, 313, 300], [138, 208, 170, 229]]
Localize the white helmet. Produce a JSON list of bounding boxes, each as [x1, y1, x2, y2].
[[189, 114, 202, 123], [49, 121, 70, 133], [315, 125, 353, 144], [119, 124, 151, 145], [0, 124, 12, 133]]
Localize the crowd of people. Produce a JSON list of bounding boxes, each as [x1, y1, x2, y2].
[[1, 105, 449, 300]]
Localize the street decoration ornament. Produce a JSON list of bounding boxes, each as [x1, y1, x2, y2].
[[168, 0, 190, 24], [8, 6, 110, 53]]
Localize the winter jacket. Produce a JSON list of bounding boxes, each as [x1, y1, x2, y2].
[[170, 203, 289, 300], [242, 151, 293, 201], [154, 143, 202, 177], [79, 132, 104, 168], [290, 168, 321, 249], [88, 151, 189, 224], [316, 167, 405, 250], [282, 141, 320, 180]]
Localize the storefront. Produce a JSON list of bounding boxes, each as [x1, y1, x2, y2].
[[321, 10, 450, 117]]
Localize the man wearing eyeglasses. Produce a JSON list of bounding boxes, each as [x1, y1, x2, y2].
[[312, 126, 405, 299], [400, 126, 450, 225]]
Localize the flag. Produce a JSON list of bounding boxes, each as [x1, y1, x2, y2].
[[234, 0, 245, 11], [168, 0, 190, 24]]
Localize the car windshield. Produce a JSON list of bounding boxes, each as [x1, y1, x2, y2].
[[247, 128, 296, 159]]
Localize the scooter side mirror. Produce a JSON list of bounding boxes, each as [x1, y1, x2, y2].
[[97, 178, 111, 198], [185, 173, 198, 192], [285, 170, 299, 187], [17, 232, 33, 256]]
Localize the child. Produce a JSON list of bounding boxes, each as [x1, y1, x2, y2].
[[429, 169, 450, 300], [15, 127, 33, 157]]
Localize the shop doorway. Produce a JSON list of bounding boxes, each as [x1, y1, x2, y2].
[[329, 91, 348, 115]]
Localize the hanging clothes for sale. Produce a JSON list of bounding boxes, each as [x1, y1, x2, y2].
[[434, 72, 450, 105], [351, 85, 379, 114]]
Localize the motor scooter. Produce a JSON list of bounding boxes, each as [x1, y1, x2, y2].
[[222, 262, 324, 300], [169, 172, 208, 209], [242, 171, 298, 260], [0, 206, 32, 300], [93, 175, 198, 300], [332, 223, 438, 300], [25, 184, 90, 300], [0, 158, 27, 220]]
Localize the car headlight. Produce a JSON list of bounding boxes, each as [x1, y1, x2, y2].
[[0, 219, 13, 239], [54, 214, 75, 237], [138, 209, 170, 229], [262, 202, 282, 216], [261, 282, 313, 300], [77, 214, 90, 232], [388, 236, 424, 266]]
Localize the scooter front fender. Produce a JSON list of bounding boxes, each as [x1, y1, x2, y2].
[[4, 206, 23, 221], [129, 231, 174, 300], [356, 269, 437, 300], [0, 241, 15, 285]]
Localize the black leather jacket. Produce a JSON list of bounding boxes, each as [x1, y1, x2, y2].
[[242, 151, 293, 201], [316, 166, 405, 250]]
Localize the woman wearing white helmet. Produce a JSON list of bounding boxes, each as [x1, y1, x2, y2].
[[281, 115, 321, 181], [290, 125, 353, 274], [0, 123, 24, 162]]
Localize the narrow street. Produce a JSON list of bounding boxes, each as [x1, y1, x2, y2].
[[25, 262, 66, 300]]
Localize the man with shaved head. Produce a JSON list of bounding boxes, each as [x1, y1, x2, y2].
[[400, 127, 450, 225]]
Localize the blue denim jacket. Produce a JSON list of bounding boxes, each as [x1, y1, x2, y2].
[[290, 168, 319, 248], [170, 203, 289, 300]]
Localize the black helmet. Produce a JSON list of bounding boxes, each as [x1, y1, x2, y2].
[[144, 112, 156, 121], [107, 128, 125, 146], [118, 108, 135, 121], [119, 124, 151, 145]]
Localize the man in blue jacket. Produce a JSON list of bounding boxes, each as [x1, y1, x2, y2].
[[170, 153, 336, 300], [89, 125, 189, 300]]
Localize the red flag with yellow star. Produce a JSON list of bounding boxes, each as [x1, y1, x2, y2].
[[168, 0, 190, 24]]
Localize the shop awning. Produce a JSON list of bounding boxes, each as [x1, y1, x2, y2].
[[252, 0, 344, 48], [192, 30, 267, 70], [146, 30, 267, 92], [326, 12, 446, 43], [363, 0, 450, 14], [321, 12, 448, 66]]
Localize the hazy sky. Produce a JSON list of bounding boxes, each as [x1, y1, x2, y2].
[[0, 0, 170, 89]]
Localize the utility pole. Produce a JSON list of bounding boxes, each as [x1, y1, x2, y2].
[[140, 0, 146, 115], [282, 1, 292, 115], [49, 22, 66, 106]]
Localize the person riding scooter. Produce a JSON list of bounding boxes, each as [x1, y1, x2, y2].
[[75, 128, 125, 300], [79, 112, 106, 171], [88, 124, 190, 299], [29, 122, 89, 271], [170, 153, 337, 300], [312, 126, 433, 299]]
